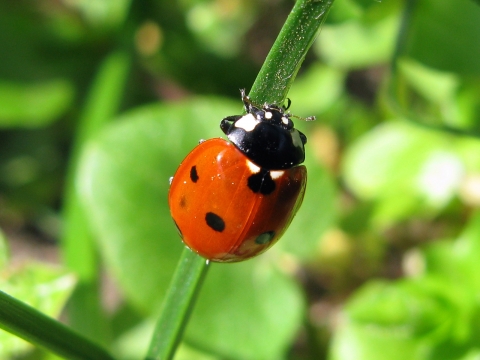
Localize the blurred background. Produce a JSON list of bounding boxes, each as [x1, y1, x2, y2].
[[1, 0, 480, 359]]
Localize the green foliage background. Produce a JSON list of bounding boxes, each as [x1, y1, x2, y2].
[[1, 0, 480, 359]]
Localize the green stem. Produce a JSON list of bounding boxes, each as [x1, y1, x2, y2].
[[249, 0, 335, 105], [146, 248, 210, 360], [0, 290, 115, 360]]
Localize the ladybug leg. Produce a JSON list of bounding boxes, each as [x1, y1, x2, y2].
[[220, 115, 242, 135], [222, 115, 242, 123]]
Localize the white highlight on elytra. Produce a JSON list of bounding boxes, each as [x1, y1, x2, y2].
[[270, 170, 285, 179], [291, 131, 303, 149], [246, 160, 261, 174], [265, 111, 273, 119], [235, 113, 259, 132]]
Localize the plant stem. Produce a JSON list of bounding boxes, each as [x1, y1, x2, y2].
[[250, 0, 335, 106], [146, 248, 210, 360], [0, 290, 115, 360]]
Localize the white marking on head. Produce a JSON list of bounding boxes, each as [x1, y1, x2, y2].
[[246, 160, 261, 174], [281, 117, 289, 125], [270, 170, 285, 179], [235, 113, 259, 132], [265, 111, 273, 119]]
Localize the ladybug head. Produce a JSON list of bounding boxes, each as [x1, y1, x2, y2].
[[220, 89, 313, 170]]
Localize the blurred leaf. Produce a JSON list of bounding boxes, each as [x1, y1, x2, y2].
[[0, 229, 8, 269], [389, 58, 480, 133], [424, 211, 480, 295], [113, 319, 153, 360], [327, 0, 365, 23], [342, 121, 464, 225], [459, 349, 480, 360], [329, 278, 465, 360], [0, 80, 74, 128], [182, 0, 256, 57], [329, 212, 480, 360], [63, 0, 132, 29], [316, 10, 400, 69], [455, 136, 480, 172], [174, 344, 220, 360], [186, 262, 303, 360], [405, 0, 480, 75], [114, 319, 219, 360], [288, 63, 346, 116], [0, 263, 76, 359], [78, 97, 305, 359], [278, 154, 337, 260], [398, 59, 459, 106]]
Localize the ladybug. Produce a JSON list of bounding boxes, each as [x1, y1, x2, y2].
[[168, 89, 313, 262]]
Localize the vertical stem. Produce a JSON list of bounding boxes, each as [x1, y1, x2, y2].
[[146, 248, 210, 360], [250, 0, 335, 105]]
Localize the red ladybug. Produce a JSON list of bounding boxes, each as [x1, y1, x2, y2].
[[168, 89, 312, 262]]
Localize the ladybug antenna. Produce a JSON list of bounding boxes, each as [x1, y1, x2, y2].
[[240, 88, 261, 113], [291, 113, 316, 122], [281, 96, 316, 121], [239, 89, 315, 120]]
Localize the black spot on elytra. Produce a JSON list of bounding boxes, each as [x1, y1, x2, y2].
[[205, 212, 225, 232], [247, 169, 276, 195], [255, 231, 275, 244], [190, 165, 199, 183]]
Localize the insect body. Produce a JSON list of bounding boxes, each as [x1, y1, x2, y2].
[[168, 90, 311, 262]]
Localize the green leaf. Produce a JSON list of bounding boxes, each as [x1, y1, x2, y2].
[[329, 278, 462, 360], [342, 121, 463, 225], [424, 211, 480, 294], [278, 153, 337, 260], [186, 261, 303, 360], [389, 58, 474, 131], [316, 6, 400, 69], [65, 0, 133, 29], [0, 80, 74, 128], [182, 0, 256, 57], [397, 59, 459, 106], [0, 228, 8, 269], [288, 63, 346, 116], [0, 263, 76, 359], [404, 0, 480, 75]]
